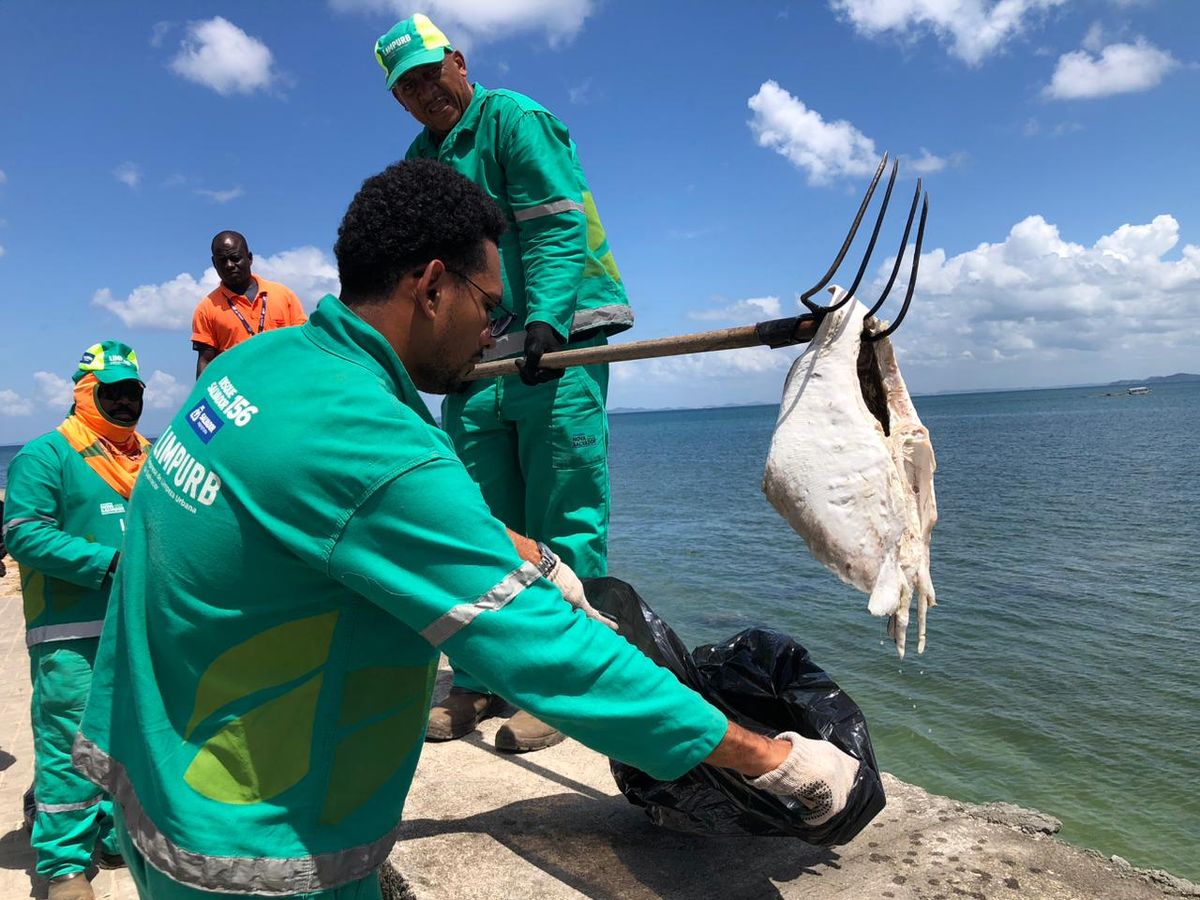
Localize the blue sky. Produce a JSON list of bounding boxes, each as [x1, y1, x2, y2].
[[1, 0, 1197, 442]]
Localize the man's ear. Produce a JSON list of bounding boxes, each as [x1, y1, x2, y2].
[[414, 259, 449, 321]]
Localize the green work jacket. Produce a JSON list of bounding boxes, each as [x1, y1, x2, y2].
[[4, 431, 124, 646], [407, 84, 632, 361], [75, 295, 725, 896]]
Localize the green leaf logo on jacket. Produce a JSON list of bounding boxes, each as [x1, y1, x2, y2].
[[183, 610, 437, 823], [184, 612, 339, 804], [320, 663, 435, 825]]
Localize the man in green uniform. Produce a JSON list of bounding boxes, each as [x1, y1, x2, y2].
[[4, 341, 149, 900], [74, 161, 862, 899], [375, 14, 632, 751]]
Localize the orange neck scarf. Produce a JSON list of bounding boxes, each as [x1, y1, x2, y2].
[[56, 375, 149, 499]]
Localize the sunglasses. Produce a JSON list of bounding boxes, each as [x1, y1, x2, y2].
[[97, 380, 144, 402], [393, 57, 448, 100]]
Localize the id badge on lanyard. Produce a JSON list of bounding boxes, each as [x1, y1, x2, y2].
[[229, 292, 268, 336]]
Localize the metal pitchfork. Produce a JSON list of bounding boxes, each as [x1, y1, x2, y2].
[[466, 153, 930, 381]]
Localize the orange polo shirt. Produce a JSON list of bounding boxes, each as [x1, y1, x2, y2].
[[191, 276, 308, 352]]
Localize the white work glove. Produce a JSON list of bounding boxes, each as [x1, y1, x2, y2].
[[748, 731, 860, 826], [536, 541, 618, 631]]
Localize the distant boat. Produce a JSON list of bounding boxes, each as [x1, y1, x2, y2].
[[1127, 386, 1150, 396]]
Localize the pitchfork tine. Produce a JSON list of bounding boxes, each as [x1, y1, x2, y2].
[[824, 158, 899, 314], [864, 177, 922, 321], [800, 153, 888, 314], [868, 191, 929, 341]]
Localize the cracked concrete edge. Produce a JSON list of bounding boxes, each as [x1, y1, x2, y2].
[[960, 798, 1199, 897]]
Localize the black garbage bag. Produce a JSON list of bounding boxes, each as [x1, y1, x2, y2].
[[584, 576, 886, 846]]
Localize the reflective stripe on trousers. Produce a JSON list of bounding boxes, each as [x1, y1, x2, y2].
[[26, 619, 105, 647], [29, 638, 119, 879]]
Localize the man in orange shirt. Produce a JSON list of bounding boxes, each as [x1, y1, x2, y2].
[[191, 231, 308, 377]]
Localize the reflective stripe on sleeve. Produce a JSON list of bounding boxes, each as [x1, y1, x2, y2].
[[512, 199, 585, 222], [420, 562, 541, 647], [72, 732, 402, 895], [26, 621, 106, 647], [478, 304, 637, 363], [480, 330, 525, 363], [3, 515, 55, 539], [572, 304, 634, 334], [36, 796, 103, 814]]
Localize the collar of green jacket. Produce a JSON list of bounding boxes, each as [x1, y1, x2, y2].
[[412, 82, 489, 153], [305, 294, 438, 429]]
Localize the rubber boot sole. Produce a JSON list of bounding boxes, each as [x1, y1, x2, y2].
[[494, 723, 566, 753]]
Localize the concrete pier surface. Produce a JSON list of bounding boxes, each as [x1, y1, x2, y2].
[[1, 564, 1195, 899]]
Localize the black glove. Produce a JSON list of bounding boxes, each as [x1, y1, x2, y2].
[[516, 322, 565, 386]]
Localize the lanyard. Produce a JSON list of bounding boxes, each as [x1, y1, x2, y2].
[[228, 292, 268, 337]]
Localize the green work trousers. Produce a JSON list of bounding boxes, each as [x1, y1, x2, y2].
[[113, 806, 382, 898], [28, 637, 120, 879], [442, 349, 611, 696]]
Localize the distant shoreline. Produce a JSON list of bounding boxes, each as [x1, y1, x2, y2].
[[608, 373, 1199, 416]]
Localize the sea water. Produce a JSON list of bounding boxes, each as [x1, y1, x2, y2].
[[608, 382, 1199, 879]]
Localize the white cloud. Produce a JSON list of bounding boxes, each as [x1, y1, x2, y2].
[[869, 212, 1200, 368], [1044, 38, 1179, 100], [0, 245, 5, 259], [830, 0, 1066, 66], [690, 296, 782, 323], [195, 186, 244, 204], [253, 246, 340, 309], [615, 212, 1200, 405], [611, 345, 797, 387], [568, 77, 596, 105], [32, 372, 74, 408], [1023, 117, 1083, 138], [0, 169, 7, 184], [907, 148, 947, 174], [0, 370, 188, 419], [1082, 21, 1105, 53], [143, 370, 190, 411], [150, 21, 174, 48], [0, 389, 34, 417], [328, 0, 594, 48], [667, 226, 719, 241], [170, 17, 278, 96], [114, 162, 142, 189], [94, 245, 339, 329], [94, 271, 217, 331], [748, 81, 878, 185]]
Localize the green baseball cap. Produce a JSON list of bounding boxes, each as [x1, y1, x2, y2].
[[375, 14, 453, 90], [73, 341, 144, 385]]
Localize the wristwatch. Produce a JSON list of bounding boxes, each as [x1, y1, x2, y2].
[[535, 541, 558, 577]]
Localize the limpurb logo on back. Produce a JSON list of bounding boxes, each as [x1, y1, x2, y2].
[[186, 399, 224, 444]]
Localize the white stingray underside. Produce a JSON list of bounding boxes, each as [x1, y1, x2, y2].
[[762, 288, 938, 657]]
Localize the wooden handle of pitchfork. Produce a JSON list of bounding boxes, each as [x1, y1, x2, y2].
[[464, 314, 822, 381]]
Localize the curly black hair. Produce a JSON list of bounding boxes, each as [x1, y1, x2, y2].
[[335, 159, 506, 304]]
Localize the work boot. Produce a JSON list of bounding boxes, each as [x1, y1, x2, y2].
[[425, 690, 497, 741], [22, 785, 35, 832], [95, 851, 126, 870], [47, 872, 95, 900], [495, 710, 565, 753]]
